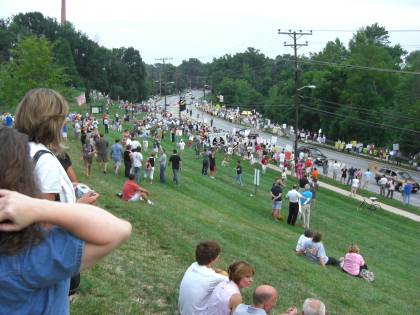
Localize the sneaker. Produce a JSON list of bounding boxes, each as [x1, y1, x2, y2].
[[147, 200, 154, 205]]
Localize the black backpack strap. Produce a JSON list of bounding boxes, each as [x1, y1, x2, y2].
[[32, 149, 54, 164]]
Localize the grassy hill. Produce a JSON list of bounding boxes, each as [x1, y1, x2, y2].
[[64, 106, 419, 315]]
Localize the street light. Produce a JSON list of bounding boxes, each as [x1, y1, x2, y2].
[[164, 81, 175, 113], [294, 85, 316, 180]]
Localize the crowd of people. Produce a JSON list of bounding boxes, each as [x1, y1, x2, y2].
[[0, 88, 378, 314]]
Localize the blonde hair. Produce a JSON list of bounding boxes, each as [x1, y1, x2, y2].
[[14, 88, 69, 153], [228, 261, 255, 286], [348, 244, 360, 254]]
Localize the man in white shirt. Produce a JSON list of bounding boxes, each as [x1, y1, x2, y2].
[[378, 175, 388, 196], [286, 185, 304, 226], [179, 241, 228, 315]]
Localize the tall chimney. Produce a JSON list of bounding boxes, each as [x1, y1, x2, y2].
[[61, 0, 66, 24]]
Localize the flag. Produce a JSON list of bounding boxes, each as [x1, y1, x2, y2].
[[76, 93, 86, 106]]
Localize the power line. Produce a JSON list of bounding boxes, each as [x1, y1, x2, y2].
[[302, 96, 419, 123], [300, 104, 420, 135]]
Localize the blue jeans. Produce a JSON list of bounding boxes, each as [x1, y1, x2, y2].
[[173, 169, 180, 185], [403, 193, 411, 204], [124, 161, 132, 178], [235, 174, 243, 186], [134, 167, 142, 183], [160, 164, 166, 183]]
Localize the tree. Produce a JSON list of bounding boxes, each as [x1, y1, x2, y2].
[[0, 36, 68, 108]]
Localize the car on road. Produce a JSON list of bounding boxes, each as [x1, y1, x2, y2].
[[297, 146, 328, 165], [374, 167, 419, 193]]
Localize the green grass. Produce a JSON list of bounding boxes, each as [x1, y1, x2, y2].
[[63, 108, 419, 315]]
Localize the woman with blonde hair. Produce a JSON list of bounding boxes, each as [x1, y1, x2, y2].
[[342, 244, 368, 277], [207, 261, 255, 315], [14, 88, 97, 204]]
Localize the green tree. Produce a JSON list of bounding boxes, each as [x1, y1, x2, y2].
[[0, 36, 68, 108]]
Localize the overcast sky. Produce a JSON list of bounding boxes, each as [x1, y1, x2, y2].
[[1, 0, 419, 65]]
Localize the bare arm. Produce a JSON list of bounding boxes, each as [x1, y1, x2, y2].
[[0, 189, 132, 270], [229, 293, 243, 314]]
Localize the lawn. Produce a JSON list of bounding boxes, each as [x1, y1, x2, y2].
[[65, 105, 419, 315]]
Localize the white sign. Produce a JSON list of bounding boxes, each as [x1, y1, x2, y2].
[[219, 95, 224, 102], [208, 132, 228, 147], [393, 143, 399, 151]]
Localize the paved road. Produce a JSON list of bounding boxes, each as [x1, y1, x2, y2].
[[157, 92, 420, 207]]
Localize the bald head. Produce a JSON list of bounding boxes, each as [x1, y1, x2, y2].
[[252, 285, 278, 313], [302, 298, 326, 315]]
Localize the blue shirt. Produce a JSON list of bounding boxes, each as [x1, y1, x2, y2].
[[111, 143, 124, 161], [300, 191, 312, 205], [0, 228, 83, 314], [303, 240, 329, 264]]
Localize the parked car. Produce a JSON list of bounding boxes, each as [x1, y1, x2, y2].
[[297, 146, 328, 165], [374, 167, 419, 193], [236, 129, 259, 140]]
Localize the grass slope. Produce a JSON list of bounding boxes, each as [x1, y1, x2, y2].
[[64, 113, 419, 315]]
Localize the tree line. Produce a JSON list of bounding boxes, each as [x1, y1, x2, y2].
[[0, 13, 418, 153]]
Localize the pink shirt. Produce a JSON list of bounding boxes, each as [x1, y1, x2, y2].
[[207, 280, 240, 315], [343, 253, 365, 276]]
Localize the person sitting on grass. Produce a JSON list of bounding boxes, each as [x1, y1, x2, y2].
[[122, 174, 154, 205], [179, 240, 228, 315], [0, 127, 131, 314], [297, 231, 339, 268], [295, 229, 313, 253], [341, 244, 368, 277], [207, 261, 255, 315], [302, 298, 327, 315]]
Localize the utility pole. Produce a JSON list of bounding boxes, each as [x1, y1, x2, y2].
[[155, 57, 173, 113], [278, 29, 312, 180]]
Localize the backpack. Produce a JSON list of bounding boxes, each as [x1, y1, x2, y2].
[[360, 269, 375, 282]]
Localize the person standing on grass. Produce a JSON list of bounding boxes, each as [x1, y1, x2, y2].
[[169, 149, 182, 185], [235, 160, 244, 186], [350, 176, 360, 197], [403, 180, 413, 205], [123, 145, 132, 178], [340, 165, 347, 184], [286, 185, 304, 226], [310, 179, 318, 208], [131, 147, 143, 183], [202, 150, 210, 175], [82, 138, 96, 178], [110, 139, 123, 175], [179, 241, 228, 315], [361, 169, 372, 190], [300, 185, 312, 229], [332, 160, 340, 181], [378, 175, 388, 196], [386, 179, 395, 199], [209, 147, 217, 179], [95, 133, 109, 174], [271, 180, 283, 221], [159, 148, 167, 184]]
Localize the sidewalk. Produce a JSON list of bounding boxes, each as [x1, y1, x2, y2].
[[266, 164, 420, 223]]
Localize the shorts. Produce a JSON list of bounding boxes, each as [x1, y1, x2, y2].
[[272, 201, 282, 211], [97, 153, 108, 162]]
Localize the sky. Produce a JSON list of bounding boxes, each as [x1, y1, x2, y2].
[[1, 0, 419, 65]]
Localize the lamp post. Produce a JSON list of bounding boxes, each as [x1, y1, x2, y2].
[[164, 81, 175, 113], [294, 85, 316, 180]]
